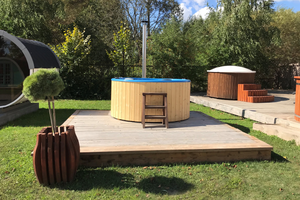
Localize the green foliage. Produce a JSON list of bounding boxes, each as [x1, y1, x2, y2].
[[50, 25, 95, 99], [148, 18, 195, 75], [76, 0, 123, 48], [0, 0, 52, 43], [0, 0, 87, 44], [3, 0, 300, 97], [106, 23, 135, 66], [122, 0, 182, 62], [148, 17, 207, 90], [51, 25, 91, 67], [200, 0, 275, 73], [269, 9, 300, 65], [22, 69, 65, 101], [262, 9, 300, 89]]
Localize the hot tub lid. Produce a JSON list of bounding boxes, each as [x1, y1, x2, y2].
[[207, 66, 256, 73]]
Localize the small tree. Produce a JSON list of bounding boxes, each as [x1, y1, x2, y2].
[[50, 25, 91, 98], [23, 69, 64, 135], [50, 25, 91, 68], [106, 22, 134, 76]]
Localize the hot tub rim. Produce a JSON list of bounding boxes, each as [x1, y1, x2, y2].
[[111, 77, 191, 82]]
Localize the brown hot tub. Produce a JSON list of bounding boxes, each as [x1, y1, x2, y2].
[[207, 66, 256, 99]]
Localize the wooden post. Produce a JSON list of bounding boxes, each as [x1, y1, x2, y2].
[[295, 76, 300, 122]]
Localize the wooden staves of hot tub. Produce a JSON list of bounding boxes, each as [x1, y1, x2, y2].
[[295, 76, 300, 122], [207, 66, 256, 99], [111, 78, 191, 122]]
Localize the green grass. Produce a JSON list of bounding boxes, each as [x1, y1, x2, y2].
[[1, 100, 300, 199]]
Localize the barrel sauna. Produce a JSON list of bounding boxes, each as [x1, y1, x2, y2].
[[0, 30, 60, 109]]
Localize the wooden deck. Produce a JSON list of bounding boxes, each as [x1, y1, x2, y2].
[[62, 110, 273, 167]]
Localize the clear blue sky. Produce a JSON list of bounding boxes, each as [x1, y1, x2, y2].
[[178, 0, 300, 20]]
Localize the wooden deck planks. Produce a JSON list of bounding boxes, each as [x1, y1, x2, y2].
[[62, 110, 273, 167]]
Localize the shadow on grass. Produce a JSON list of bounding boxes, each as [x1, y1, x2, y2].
[[3, 109, 76, 128], [226, 123, 251, 134], [271, 151, 289, 162], [137, 176, 194, 195], [52, 169, 194, 195], [53, 169, 135, 191]]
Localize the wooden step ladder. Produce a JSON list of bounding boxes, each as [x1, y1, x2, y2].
[[142, 93, 168, 128], [238, 84, 274, 103]]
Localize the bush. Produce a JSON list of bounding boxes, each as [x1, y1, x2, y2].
[[23, 69, 64, 101]]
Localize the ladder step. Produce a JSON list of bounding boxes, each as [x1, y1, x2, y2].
[[145, 105, 166, 109], [245, 90, 268, 96], [145, 115, 166, 119], [247, 95, 274, 103], [142, 92, 168, 128], [143, 92, 167, 96], [242, 84, 261, 90]]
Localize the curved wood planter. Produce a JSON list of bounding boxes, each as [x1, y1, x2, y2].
[[33, 125, 80, 185], [295, 76, 300, 122]]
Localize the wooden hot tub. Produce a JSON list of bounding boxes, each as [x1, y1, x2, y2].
[[111, 78, 191, 122], [207, 66, 256, 99]]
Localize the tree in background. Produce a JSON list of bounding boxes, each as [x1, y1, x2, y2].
[[50, 25, 91, 98], [269, 9, 300, 65], [266, 9, 300, 88], [51, 25, 91, 67], [4, 0, 300, 97], [75, 0, 124, 65], [0, 0, 88, 44], [148, 17, 196, 77], [106, 23, 136, 76], [0, 0, 53, 43], [147, 17, 208, 90], [201, 0, 275, 74], [122, 0, 182, 62]]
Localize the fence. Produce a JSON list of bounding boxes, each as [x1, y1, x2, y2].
[[58, 63, 299, 100], [256, 64, 300, 90], [58, 64, 209, 100]]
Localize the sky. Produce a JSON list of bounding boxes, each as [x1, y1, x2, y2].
[[178, 0, 300, 21]]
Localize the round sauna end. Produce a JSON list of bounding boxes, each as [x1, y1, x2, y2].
[[0, 30, 60, 109]]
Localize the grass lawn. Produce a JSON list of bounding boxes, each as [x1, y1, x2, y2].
[[1, 100, 300, 199]]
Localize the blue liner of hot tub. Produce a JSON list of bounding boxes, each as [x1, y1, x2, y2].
[[111, 77, 190, 82]]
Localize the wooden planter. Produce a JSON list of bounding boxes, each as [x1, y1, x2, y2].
[[295, 76, 300, 122], [33, 125, 80, 185]]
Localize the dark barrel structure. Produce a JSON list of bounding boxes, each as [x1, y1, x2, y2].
[[0, 30, 60, 108], [207, 66, 256, 100]]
